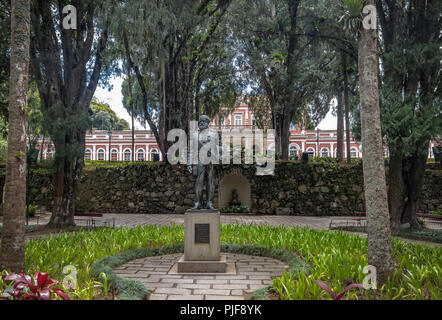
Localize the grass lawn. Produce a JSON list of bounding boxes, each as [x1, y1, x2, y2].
[[1, 224, 441, 300]]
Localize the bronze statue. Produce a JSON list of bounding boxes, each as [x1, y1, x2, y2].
[[188, 115, 219, 210]]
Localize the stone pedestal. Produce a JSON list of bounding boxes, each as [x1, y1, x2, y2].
[[177, 209, 228, 273]]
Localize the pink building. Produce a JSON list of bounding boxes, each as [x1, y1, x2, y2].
[[37, 103, 440, 161]]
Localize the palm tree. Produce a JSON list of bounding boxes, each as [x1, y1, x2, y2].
[[357, 0, 394, 284], [0, 0, 31, 272]]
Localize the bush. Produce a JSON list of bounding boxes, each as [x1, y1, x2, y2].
[[220, 205, 250, 214], [28, 204, 37, 217]]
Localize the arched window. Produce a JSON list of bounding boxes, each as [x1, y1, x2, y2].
[[234, 115, 243, 126], [137, 149, 145, 161], [124, 149, 131, 161], [350, 147, 358, 158], [111, 149, 118, 161], [306, 147, 315, 157], [150, 148, 159, 162], [97, 149, 105, 161], [289, 144, 300, 159], [84, 149, 92, 161], [321, 147, 330, 158]]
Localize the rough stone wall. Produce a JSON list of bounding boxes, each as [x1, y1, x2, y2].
[[0, 162, 440, 215]]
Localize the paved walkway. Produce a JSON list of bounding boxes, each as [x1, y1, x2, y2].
[[113, 253, 287, 300], [26, 213, 340, 230], [80, 213, 340, 230]]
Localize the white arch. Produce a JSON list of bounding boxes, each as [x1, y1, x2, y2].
[[136, 148, 145, 161], [289, 143, 300, 158], [110, 148, 119, 161], [320, 147, 330, 158], [97, 148, 106, 161], [123, 148, 132, 161], [150, 148, 159, 161], [350, 147, 358, 158], [84, 148, 92, 161], [306, 147, 315, 156]]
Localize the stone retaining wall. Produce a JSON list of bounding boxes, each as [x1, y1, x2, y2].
[[0, 162, 440, 215]]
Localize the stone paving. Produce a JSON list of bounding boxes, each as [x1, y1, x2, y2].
[[84, 213, 340, 230], [113, 253, 288, 300], [26, 213, 340, 230]]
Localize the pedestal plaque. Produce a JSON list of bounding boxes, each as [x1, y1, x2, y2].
[[195, 224, 210, 244]]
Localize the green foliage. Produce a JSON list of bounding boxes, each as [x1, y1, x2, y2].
[[220, 205, 250, 214], [27, 204, 37, 217], [0, 0, 10, 121], [0, 224, 438, 300], [0, 138, 7, 160], [377, 1, 441, 163], [90, 99, 130, 131]]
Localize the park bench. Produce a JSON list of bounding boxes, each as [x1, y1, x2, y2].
[[74, 213, 115, 228], [336, 212, 442, 228]]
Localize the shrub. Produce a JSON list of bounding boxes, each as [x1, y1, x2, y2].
[[28, 204, 37, 217], [0, 271, 70, 300], [220, 205, 250, 213]]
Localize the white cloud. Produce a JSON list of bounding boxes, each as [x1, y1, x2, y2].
[[94, 76, 339, 131], [94, 76, 145, 130]]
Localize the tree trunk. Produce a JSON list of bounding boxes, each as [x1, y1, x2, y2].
[[402, 152, 428, 228], [273, 112, 282, 155], [39, 132, 45, 162], [48, 162, 76, 228], [341, 52, 351, 163], [129, 76, 135, 162], [0, 0, 30, 273], [388, 151, 406, 231], [358, 0, 394, 285], [281, 109, 291, 161], [131, 110, 134, 162], [336, 91, 344, 162]]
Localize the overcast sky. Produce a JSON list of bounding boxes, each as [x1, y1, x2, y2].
[[94, 76, 338, 131]]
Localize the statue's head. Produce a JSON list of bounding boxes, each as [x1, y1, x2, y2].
[[198, 115, 211, 130]]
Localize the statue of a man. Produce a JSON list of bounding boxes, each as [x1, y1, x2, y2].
[[188, 115, 219, 210]]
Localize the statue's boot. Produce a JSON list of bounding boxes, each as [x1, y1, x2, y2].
[[206, 201, 215, 210]]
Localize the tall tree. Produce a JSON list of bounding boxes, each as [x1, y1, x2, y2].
[[357, 0, 394, 284], [90, 100, 129, 131], [232, 0, 335, 159], [116, 0, 236, 160], [336, 90, 344, 162], [377, 0, 441, 230], [0, 0, 30, 272], [0, 0, 10, 121], [341, 51, 352, 163], [30, 0, 113, 227]]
